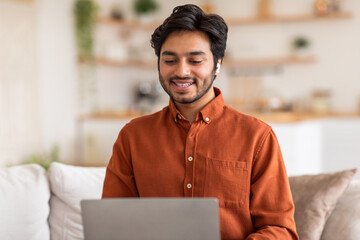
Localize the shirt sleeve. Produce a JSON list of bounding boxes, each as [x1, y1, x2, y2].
[[102, 125, 139, 198], [246, 128, 299, 240]]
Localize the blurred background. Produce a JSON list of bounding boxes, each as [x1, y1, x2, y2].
[[1, 0, 360, 177]]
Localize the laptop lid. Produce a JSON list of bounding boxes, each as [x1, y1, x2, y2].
[[81, 198, 220, 240]]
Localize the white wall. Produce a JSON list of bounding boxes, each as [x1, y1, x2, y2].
[[36, 0, 78, 164], [0, 0, 78, 166], [0, 1, 41, 166]]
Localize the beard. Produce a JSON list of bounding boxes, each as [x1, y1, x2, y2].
[[158, 71, 216, 104]]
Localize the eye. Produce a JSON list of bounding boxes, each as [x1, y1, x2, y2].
[[189, 60, 202, 64], [163, 59, 176, 64]]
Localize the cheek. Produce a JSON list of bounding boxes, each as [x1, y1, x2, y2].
[[159, 64, 172, 78], [194, 65, 214, 78]]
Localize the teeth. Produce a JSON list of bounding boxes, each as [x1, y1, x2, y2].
[[175, 83, 192, 87]]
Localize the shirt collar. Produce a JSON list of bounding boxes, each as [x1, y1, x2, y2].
[[169, 87, 224, 124]]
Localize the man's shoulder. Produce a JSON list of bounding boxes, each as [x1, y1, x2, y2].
[[222, 105, 271, 132], [125, 106, 170, 130]]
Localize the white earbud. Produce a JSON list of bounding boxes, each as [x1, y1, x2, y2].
[[215, 63, 221, 74]]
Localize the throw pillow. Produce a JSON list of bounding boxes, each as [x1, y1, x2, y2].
[[0, 164, 50, 240], [289, 168, 357, 240], [48, 162, 106, 240], [321, 179, 360, 240]]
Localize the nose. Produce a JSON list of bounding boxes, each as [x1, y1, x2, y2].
[[174, 60, 190, 77]]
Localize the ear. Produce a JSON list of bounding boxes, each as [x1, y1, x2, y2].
[[215, 59, 222, 75]]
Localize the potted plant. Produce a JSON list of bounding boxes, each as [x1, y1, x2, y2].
[[20, 145, 60, 170], [74, 0, 99, 113], [133, 0, 158, 21], [74, 0, 98, 62], [291, 36, 311, 58]]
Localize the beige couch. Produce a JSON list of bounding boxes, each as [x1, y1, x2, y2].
[[0, 162, 358, 240]]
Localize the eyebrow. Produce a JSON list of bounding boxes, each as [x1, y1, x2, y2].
[[161, 51, 206, 57], [161, 51, 176, 56]]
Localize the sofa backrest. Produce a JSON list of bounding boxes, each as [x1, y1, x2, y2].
[[289, 169, 357, 240], [1, 163, 358, 240], [47, 162, 105, 240], [321, 179, 360, 240], [0, 164, 50, 240]]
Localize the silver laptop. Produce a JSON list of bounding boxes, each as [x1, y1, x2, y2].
[[81, 198, 220, 240]]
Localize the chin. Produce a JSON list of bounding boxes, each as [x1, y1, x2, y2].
[[173, 96, 199, 104]]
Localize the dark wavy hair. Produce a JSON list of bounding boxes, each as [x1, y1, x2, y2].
[[150, 4, 228, 70]]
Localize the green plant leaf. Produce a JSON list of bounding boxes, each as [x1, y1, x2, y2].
[[133, 0, 158, 15], [74, 0, 98, 61]]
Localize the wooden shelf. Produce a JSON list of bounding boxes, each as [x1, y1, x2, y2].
[[78, 111, 140, 122], [226, 11, 353, 25], [243, 111, 360, 123], [79, 110, 360, 123], [96, 57, 157, 69], [223, 55, 316, 68], [97, 17, 159, 30], [97, 11, 352, 29]]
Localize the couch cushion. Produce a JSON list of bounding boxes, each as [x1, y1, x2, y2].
[[48, 162, 106, 240], [321, 179, 360, 240], [289, 169, 357, 240], [0, 164, 50, 240]]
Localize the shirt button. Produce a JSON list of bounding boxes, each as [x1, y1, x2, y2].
[[188, 156, 193, 162], [205, 117, 210, 122], [187, 184, 192, 189]]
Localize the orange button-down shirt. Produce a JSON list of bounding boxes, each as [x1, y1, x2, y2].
[[102, 88, 298, 240]]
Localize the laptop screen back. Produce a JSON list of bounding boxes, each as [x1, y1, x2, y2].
[[81, 198, 220, 240]]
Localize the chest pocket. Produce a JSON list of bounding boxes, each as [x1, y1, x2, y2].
[[203, 157, 249, 208]]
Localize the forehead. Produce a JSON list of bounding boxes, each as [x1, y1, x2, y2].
[[160, 30, 212, 56]]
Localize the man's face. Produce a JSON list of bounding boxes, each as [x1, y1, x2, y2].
[[159, 30, 219, 105]]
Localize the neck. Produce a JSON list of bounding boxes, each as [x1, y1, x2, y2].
[[175, 88, 216, 124]]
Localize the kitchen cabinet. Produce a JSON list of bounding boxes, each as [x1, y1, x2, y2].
[[271, 117, 360, 178], [321, 118, 360, 177], [79, 118, 130, 165], [271, 120, 323, 176]]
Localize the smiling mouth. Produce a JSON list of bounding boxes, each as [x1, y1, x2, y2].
[[174, 82, 194, 87]]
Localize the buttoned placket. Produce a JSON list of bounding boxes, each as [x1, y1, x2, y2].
[[183, 123, 196, 197], [182, 117, 211, 197], [173, 109, 213, 197]]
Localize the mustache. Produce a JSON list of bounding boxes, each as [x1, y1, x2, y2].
[[169, 76, 196, 81]]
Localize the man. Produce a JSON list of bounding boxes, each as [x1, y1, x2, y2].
[[102, 4, 299, 240]]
